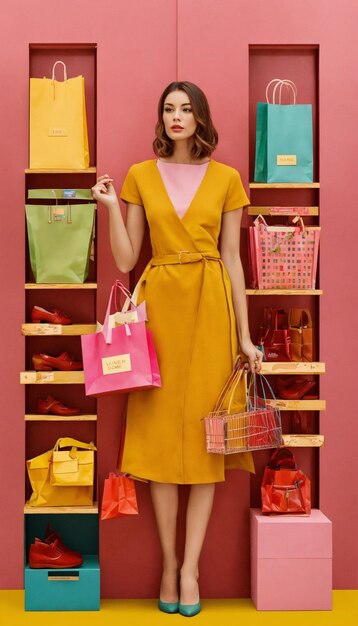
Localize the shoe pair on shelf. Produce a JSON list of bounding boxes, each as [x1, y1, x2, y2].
[[31, 305, 72, 325], [29, 525, 83, 569], [277, 376, 318, 400], [37, 395, 81, 416], [32, 352, 83, 371]]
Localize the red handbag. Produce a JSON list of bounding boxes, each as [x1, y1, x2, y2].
[[261, 448, 311, 514], [258, 307, 292, 361]]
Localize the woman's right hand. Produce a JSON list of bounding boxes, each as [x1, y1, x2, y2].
[[91, 174, 118, 207]]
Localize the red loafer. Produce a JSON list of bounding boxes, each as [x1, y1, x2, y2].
[[31, 305, 72, 325], [37, 395, 81, 416], [32, 352, 83, 371], [29, 538, 83, 569]]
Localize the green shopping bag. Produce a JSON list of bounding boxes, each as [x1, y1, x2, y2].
[[26, 200, 95, 283], [254, 79, 313, 183]]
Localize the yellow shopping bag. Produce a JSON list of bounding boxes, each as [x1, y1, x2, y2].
[[26, 437, 96, 507], [29, 60, 90, 169]]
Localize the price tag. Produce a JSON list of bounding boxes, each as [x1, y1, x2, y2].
[[33, 324, 62, 335], [40, 372, 55, 382]]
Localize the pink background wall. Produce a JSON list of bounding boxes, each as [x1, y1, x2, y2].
[[0, 0, 357, 594]]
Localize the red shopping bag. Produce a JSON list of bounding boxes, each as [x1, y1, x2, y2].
[[81, 281, 161, 396], [261, 448, 311, 514], [100, 472, 139, 520]]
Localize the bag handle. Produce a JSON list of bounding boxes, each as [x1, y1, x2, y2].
[[102, 280, 137, 344], [213, 357, 245, 413], [246, 372, 277, 411], [54, 437, 97, 451], [52, 61, 67, 82], [266, 79, 297, 104]]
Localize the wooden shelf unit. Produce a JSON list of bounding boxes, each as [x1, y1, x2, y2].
[[20, 371, 85, 384], [249, 182, 320, 189], [282, 435, 324, 447], [260, 362, 325, 375], [25, 414, 97, 421], [246, 289, 322, 295], [267, 399, 325, 411], [24, 502, 98, 514], [22, 323, 96, 336], [25, 167, 96, 174], [248, 206, 319, 216], [25, 283, 97, 290]]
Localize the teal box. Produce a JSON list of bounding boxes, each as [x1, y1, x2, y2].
[[25, 555, 100, 611]]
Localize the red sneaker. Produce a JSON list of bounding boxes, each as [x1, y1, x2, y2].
[[45, 525, 82, 560], [32, 352, 83, 371], [29, 538, 83, 569], [37, 395, 81, 416], [31, 306, 72, 325]]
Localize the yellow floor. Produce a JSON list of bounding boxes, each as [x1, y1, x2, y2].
[[0, 592, 357, 625]]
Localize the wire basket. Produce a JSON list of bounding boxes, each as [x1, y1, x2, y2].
[[203, 363, 283, 454]]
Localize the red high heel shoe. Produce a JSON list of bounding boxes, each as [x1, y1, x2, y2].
[[32, 352, 83, 371], [277, 376, 318, 400]]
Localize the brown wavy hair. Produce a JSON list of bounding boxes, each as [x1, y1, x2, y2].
[[153, 81, 218, 159]]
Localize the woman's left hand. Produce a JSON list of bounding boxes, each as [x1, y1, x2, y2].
[[238, 338, 263, 374]]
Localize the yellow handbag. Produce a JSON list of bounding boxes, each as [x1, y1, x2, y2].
[[26, 438, 96, 507], [50, 437, 96, 487], [29, 60, 90, 169]]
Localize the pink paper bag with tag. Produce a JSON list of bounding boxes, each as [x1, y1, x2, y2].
[[81, 281, 161, 397]]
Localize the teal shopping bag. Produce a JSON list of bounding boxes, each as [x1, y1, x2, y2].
[[254, 79, 313, 183], [26, 202, 95, 283]]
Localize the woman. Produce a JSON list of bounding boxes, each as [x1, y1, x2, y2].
[[92, 81, 263, 617]]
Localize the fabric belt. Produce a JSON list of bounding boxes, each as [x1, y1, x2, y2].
[[151, 251, 221, 266]]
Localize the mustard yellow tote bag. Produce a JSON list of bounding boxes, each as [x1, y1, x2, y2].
[[26, 438, 97, 507], [29, 61, 90, 169]]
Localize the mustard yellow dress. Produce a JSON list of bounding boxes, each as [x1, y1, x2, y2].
[[119, 158, 255, 483]]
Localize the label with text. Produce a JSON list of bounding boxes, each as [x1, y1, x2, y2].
[[276, 155, 297, 166], [102, 353, 132, 375], [114, 311, 139, 325], [48, 127, 68, 137]]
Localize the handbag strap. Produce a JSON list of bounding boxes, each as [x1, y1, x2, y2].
[[268, 448, 296, 470], [54, 437, 97, 452]]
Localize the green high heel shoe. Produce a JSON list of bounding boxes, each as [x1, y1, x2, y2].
[[158, 599, 179, 614], [178, 600, 201, 617]]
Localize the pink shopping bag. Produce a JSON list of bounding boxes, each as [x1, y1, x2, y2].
[[81, 281, 161, 396]]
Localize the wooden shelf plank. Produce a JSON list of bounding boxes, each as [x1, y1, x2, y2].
[[246, 288, 322, 295], [25, 167, 96, 174], [261, 362, 325, 374], [249, 182, 320, 189], [282, 434, 324, 447], [20, 371, 84, 384], [25, 283, 97, 290], [22, 323, 96, 336], [25, 414, 97, 421], [24, 502, 98, 514], [248, 206, 319, 216], [267, 399, 326, 411]]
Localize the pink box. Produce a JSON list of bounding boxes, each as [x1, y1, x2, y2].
[[250, 508, 332, 611]]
